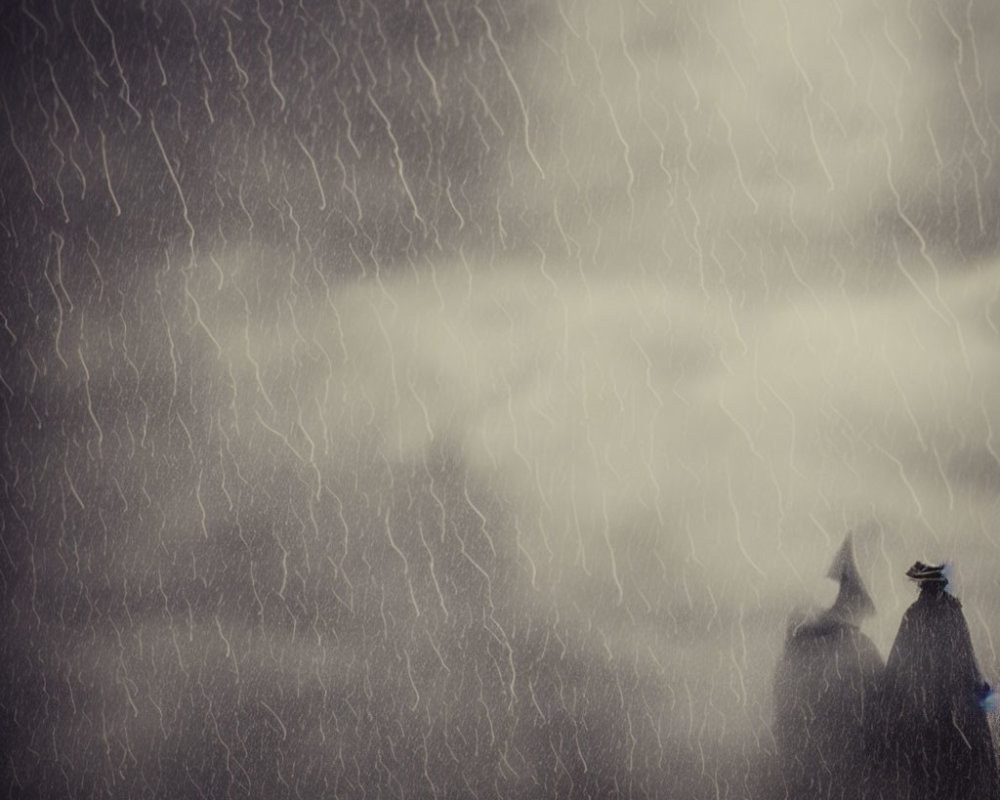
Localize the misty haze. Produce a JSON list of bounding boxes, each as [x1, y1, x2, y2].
[[3, 0, 1000, 798]]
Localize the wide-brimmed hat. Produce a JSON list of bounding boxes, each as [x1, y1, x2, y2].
[[905, 561, 947, 584]]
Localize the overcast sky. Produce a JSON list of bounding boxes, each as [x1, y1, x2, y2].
[[3, 1, 1000, 797]]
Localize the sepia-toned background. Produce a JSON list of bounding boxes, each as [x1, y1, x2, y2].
[[3, 0, 1000, 796]]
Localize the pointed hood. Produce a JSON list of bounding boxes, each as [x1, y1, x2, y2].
[[772, 534, 885, 799], [825, 533, 876, 625]]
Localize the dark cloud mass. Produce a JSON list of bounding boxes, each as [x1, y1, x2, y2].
[[3, 0, 1000, 798]]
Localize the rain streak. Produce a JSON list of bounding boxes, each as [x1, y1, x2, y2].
[[3, 1, 1000, 798]]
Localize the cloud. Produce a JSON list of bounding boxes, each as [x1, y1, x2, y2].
[[202, 249, 999, 663], [8, 0, 1000, 792]]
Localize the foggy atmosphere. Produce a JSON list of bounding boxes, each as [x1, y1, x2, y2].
[[2, 0, 1000, 797]]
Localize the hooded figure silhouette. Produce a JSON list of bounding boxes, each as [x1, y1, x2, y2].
[[871, 563, 1000, 800], [772, 535, 884, 799]]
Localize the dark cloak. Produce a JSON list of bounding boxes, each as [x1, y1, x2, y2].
[[872, 580, 1000, 800], [772, 536, 885, 799]]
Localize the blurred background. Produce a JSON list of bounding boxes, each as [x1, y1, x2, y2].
[[2, 0, 1000, 797]]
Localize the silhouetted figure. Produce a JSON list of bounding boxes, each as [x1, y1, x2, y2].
[[873, 562, 1000, 800], [772, 535, 884, 799]]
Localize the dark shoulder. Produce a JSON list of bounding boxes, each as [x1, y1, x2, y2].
[[915, 587, 963, 610]]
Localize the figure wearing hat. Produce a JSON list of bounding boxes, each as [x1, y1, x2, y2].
[[872, 562, 1000, 800]]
